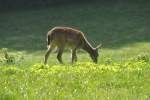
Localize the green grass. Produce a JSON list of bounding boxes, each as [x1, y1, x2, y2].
[[0, 0, 150, 99], [0, 61, 150, 100]]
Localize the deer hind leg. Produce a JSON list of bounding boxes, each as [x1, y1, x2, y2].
[[44, 45, 55, 64], [71, 48, 77, 63], [57, 46, 64, 64]]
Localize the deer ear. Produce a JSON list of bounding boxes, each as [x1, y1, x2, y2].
[[96, 44, 102, 49]]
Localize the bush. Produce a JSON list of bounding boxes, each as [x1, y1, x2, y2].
[[0, 48, 24, 64], [131, 53, 149, 62]]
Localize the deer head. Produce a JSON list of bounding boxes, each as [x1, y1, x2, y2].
[[90, 44, 102, 63]]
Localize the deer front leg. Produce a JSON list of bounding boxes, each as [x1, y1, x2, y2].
[[57, 47, 64, 64], [44, 45, 54, 64], [71, 49, 77, 63]]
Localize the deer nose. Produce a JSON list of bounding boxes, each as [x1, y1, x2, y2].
[[93, 59, 97, 63]]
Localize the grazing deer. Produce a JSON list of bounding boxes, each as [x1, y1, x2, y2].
[[44, 27, 101, 64]]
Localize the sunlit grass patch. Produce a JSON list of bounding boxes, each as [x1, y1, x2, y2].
[[30, 60, 149, 74], [0, 60, 150, 99]]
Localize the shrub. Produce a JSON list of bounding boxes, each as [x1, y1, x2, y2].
[[131, 53, 149, 62], [0, 48, 24, 64]]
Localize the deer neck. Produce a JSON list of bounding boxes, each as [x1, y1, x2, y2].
[[82, 40, 95, 55]]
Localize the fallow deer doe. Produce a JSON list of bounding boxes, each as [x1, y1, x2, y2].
[[44, 27, 101, 64]]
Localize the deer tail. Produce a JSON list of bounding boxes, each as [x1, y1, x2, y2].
[[47, 35, 52, 48]]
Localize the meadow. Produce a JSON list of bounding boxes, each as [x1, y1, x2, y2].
[[0, 0, 150, 99]]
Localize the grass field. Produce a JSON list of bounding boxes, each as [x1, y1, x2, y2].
[[0, 61, 150, 100], [0, 0, 150, 99]]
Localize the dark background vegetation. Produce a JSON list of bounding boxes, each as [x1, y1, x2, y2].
[[0, 0, 149, 10], [0, 0, 150, 51], [0, 0, 98, 9]]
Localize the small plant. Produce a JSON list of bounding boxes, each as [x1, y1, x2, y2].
[[131, 53, 150, 62], [104, 58, 113, 65], [1, 48, 15, 64], [0, 48, 24, 64]]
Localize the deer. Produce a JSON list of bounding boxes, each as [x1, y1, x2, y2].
[[44, 26, 101, 64]]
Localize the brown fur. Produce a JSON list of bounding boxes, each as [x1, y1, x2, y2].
[[44, 26, 101, 64]]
